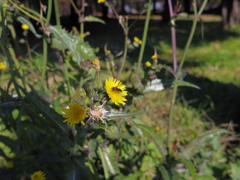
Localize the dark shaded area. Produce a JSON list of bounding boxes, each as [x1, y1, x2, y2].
[[180, 74, 240, 129]]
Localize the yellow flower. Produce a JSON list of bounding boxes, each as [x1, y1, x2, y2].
[[66, 51, 71, 56], [155, 126, 160, 131], [31, 171, 46, 180], [145, 61, 152, 67], [62, 104, 88, 128], [98, 0, 106, 3], [93, 58, 101, 71], [72, 26, 77, 31], [134, 36, 142, 45], [78, 33, 83, 38], [168, 49, 173, 54], [151, 54, 160, 60], [0, 62, 6, 70], [6, 161, 14, 168], [105, 78, 127, 106], [107, 50, 111, 54], [21, 24, 29, 30]]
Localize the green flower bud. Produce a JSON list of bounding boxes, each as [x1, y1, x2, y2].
[[105, 126, 120, 140], [83, 83, 94, 98]]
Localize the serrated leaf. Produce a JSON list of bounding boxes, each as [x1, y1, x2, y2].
[[85, 15, 105, 24], [176, 80, 200, 89], [135, 124, 167, 160], [16, 16, 42, 38], [182, 129, 231, 159], [48, 26, 97, 66], [174, 154, 197, 180], [108, 110, 148, 119]]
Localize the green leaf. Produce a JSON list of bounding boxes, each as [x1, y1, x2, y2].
[[0, 135, 16, 150], [108, 110, 148, 120], [16, 16, 42, 38], [48, 26, 97, 66], [182, 129, 231, 159], [135, 124, 167, 160], [157, 165, 170, 180], [17, 85, 69, 135], [98, 146, 120, 178], [197, 175, 215, 180], [174, 154, 197, 180], [176, 80, 200, 89], [230, 163, 240, 180], [98, 147, 109, 179], [85, 15, 105, 24], [114, 171, 145, 180]]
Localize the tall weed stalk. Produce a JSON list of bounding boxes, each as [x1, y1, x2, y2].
[[167, 0, 209, 153]]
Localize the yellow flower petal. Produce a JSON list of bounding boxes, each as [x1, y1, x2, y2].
[[21, 24, 29, 30], [98, 0, 106, 3], [0, 62, 6, 70], [151, 54, 160, 60], [145, 61, 152, 67], [134, 36, 142, 44], [62, 104, 88, 129], [105, 78, 127, 106], [31, 171, 46, 180]]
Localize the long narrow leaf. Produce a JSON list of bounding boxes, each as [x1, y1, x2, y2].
[[182, 129, 230, 159], [0, 135, 16, 150], [108, 110, 149, 120], [17, 85, 69, 135], [174, 154, 197, 180], [135, 124, 167, 160], [16, 16, 42, 38], [98, 147, 109, 179], [157, 164, 171, 180]]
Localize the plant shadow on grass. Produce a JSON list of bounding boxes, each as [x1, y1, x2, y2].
[[179, 74, 240, 133]]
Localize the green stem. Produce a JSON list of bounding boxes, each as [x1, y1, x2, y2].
[[62, 52, 71, 100], [46, 0, 53, 25], [136, 0, 152, 73], [117, 32, 128, 79], [70, 0, 84, 41], [80, 0, 85, 42], [13, 6, 39, 22], [80, 21, 84, 42], [40, 0, 52, 94], [25, 36, 32, 61], [53, 0, 61, 25], [167, 0, 207, 154], [0, 3, 21, 98], [41, 37, 48, 94]]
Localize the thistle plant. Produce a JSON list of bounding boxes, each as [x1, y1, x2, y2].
[[0, 0, 234, 179], [62, 58, 130, 133]]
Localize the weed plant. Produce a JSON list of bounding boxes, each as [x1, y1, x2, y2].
[[0, 0, 239, 179]]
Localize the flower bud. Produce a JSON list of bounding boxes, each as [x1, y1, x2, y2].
[[83, 83, 94, 98], [105, 126, 120, 140]]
